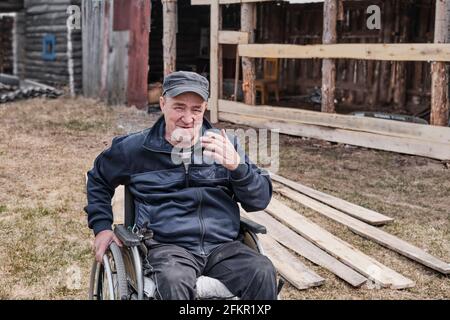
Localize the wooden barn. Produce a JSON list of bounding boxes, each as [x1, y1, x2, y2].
[[192, 0, 450, 161], [0, 0, 82, 94]]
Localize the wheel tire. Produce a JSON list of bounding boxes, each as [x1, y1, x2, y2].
[[108, 242, 129, 300], [89, 242, 129, 300]]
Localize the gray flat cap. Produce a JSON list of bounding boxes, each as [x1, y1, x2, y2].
[[162, 71, 209, 101]]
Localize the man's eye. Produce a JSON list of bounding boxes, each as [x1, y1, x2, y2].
[[193, 109, 202, 113]]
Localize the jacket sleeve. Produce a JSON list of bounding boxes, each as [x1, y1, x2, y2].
[[84, 136, 130, 235], [229, 135, 273, 212]]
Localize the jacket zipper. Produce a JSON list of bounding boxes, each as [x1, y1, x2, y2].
[[196, 188, 206, 255], [183, 162, 189, 188]]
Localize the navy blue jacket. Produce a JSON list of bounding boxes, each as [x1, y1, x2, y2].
[[85, 116, 272, 255]]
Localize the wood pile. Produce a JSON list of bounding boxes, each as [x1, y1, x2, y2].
[[0, 75, 63, 103], [241, 173, 450, 291]]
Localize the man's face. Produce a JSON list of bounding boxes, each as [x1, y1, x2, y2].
[[160, 92, 207, 147]]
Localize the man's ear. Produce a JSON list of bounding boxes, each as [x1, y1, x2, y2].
[[159, 96, 165, 111]]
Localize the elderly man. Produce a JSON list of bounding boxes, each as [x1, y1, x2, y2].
[[85, 71, 277, 300]]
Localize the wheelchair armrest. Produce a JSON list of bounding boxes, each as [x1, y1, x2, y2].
[[114, 225, 142, 247], [240, 216, 267, 234]]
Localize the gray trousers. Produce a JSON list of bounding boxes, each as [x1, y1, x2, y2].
[[145, 240, 278, 300]]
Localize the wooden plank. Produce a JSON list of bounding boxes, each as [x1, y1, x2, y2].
[[219, 31, 249, 44], [127, 0, 151, 109], [107, 31, 129, 106], [242, 210, 367, 287], [259, 234, 325, 290], [238, 43, 450, 61], [430, 0, 450, 126], [218, 112, 450, 160], [321, 0, 337, 113], [100, 0, 111, 100], [209, 1, 219, 123], [240, 3, 256, 105], [82, 0, 104, 98], [218, 100, 450, 144], [271, 174, 393, 225], [274, 186, 450, 275], [113, 0, 131, 31], [265, 198, 415, 289]]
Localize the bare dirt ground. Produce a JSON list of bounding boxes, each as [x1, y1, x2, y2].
[[0, 97, 448, 299]]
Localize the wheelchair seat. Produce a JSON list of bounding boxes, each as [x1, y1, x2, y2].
[[89, 185, 270, 300], [143, 275, 237, 300]]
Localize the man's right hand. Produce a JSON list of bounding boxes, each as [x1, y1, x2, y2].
[[94, 230, 123, 263]]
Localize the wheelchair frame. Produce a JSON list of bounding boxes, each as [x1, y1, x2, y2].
[[88, 185, 269, 300]]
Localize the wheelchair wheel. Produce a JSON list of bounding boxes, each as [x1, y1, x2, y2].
[[89, 242, 129, 300]]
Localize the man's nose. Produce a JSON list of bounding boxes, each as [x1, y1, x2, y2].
[[181, 113, 195, 124]]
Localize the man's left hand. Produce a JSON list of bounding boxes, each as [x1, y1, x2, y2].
[[200, 129, 241, 171]]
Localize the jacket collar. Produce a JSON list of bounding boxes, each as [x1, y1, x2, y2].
[[143, 115, 214, 153]]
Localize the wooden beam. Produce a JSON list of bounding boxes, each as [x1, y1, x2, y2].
[[191, 0, 273, 5], [219, 31, 249, 44], [270, 174, 393, 226], [218, 111, 450, 160], [218, 100, 450, 144], [265, 199, 415, 289], [321, 0, 337, 113], [241, 3, 256, 105], [430, 0, 450, 126], [242, 210, 367, 287], [274, 186, 450, 275], [238, 43, 450, 61], [209, 1, 219, 123], [218, 7, 223, 100], [258, 234, 325, 290], [162, 0, 177, 76]]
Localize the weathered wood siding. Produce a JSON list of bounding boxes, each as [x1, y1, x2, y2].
[[82, 0, 150, 108], [24, 0, 82, 91]]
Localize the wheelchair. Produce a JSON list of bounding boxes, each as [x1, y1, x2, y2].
[[88, 186, 276, 300]]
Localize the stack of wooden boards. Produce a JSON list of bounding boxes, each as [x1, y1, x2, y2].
[[218, 100, 450, 161], [241, 172, 450, 291]]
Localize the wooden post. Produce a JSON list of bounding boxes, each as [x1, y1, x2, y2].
[[13, 11, 26, 80], [431, 0, 449, 126], [218, 6, 223, 99], [162, 0, 177, 76], [379, 1, 393, 105], [241, 3, 256, 105], [393, 1, 409, 110], [321, 0, 337, 113], [209, 1, 219, 123]]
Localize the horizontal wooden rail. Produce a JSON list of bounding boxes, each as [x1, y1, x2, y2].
[[238, 43, 450, 61], [218, 100, 450, 143], [219, 31, 249, 44]]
